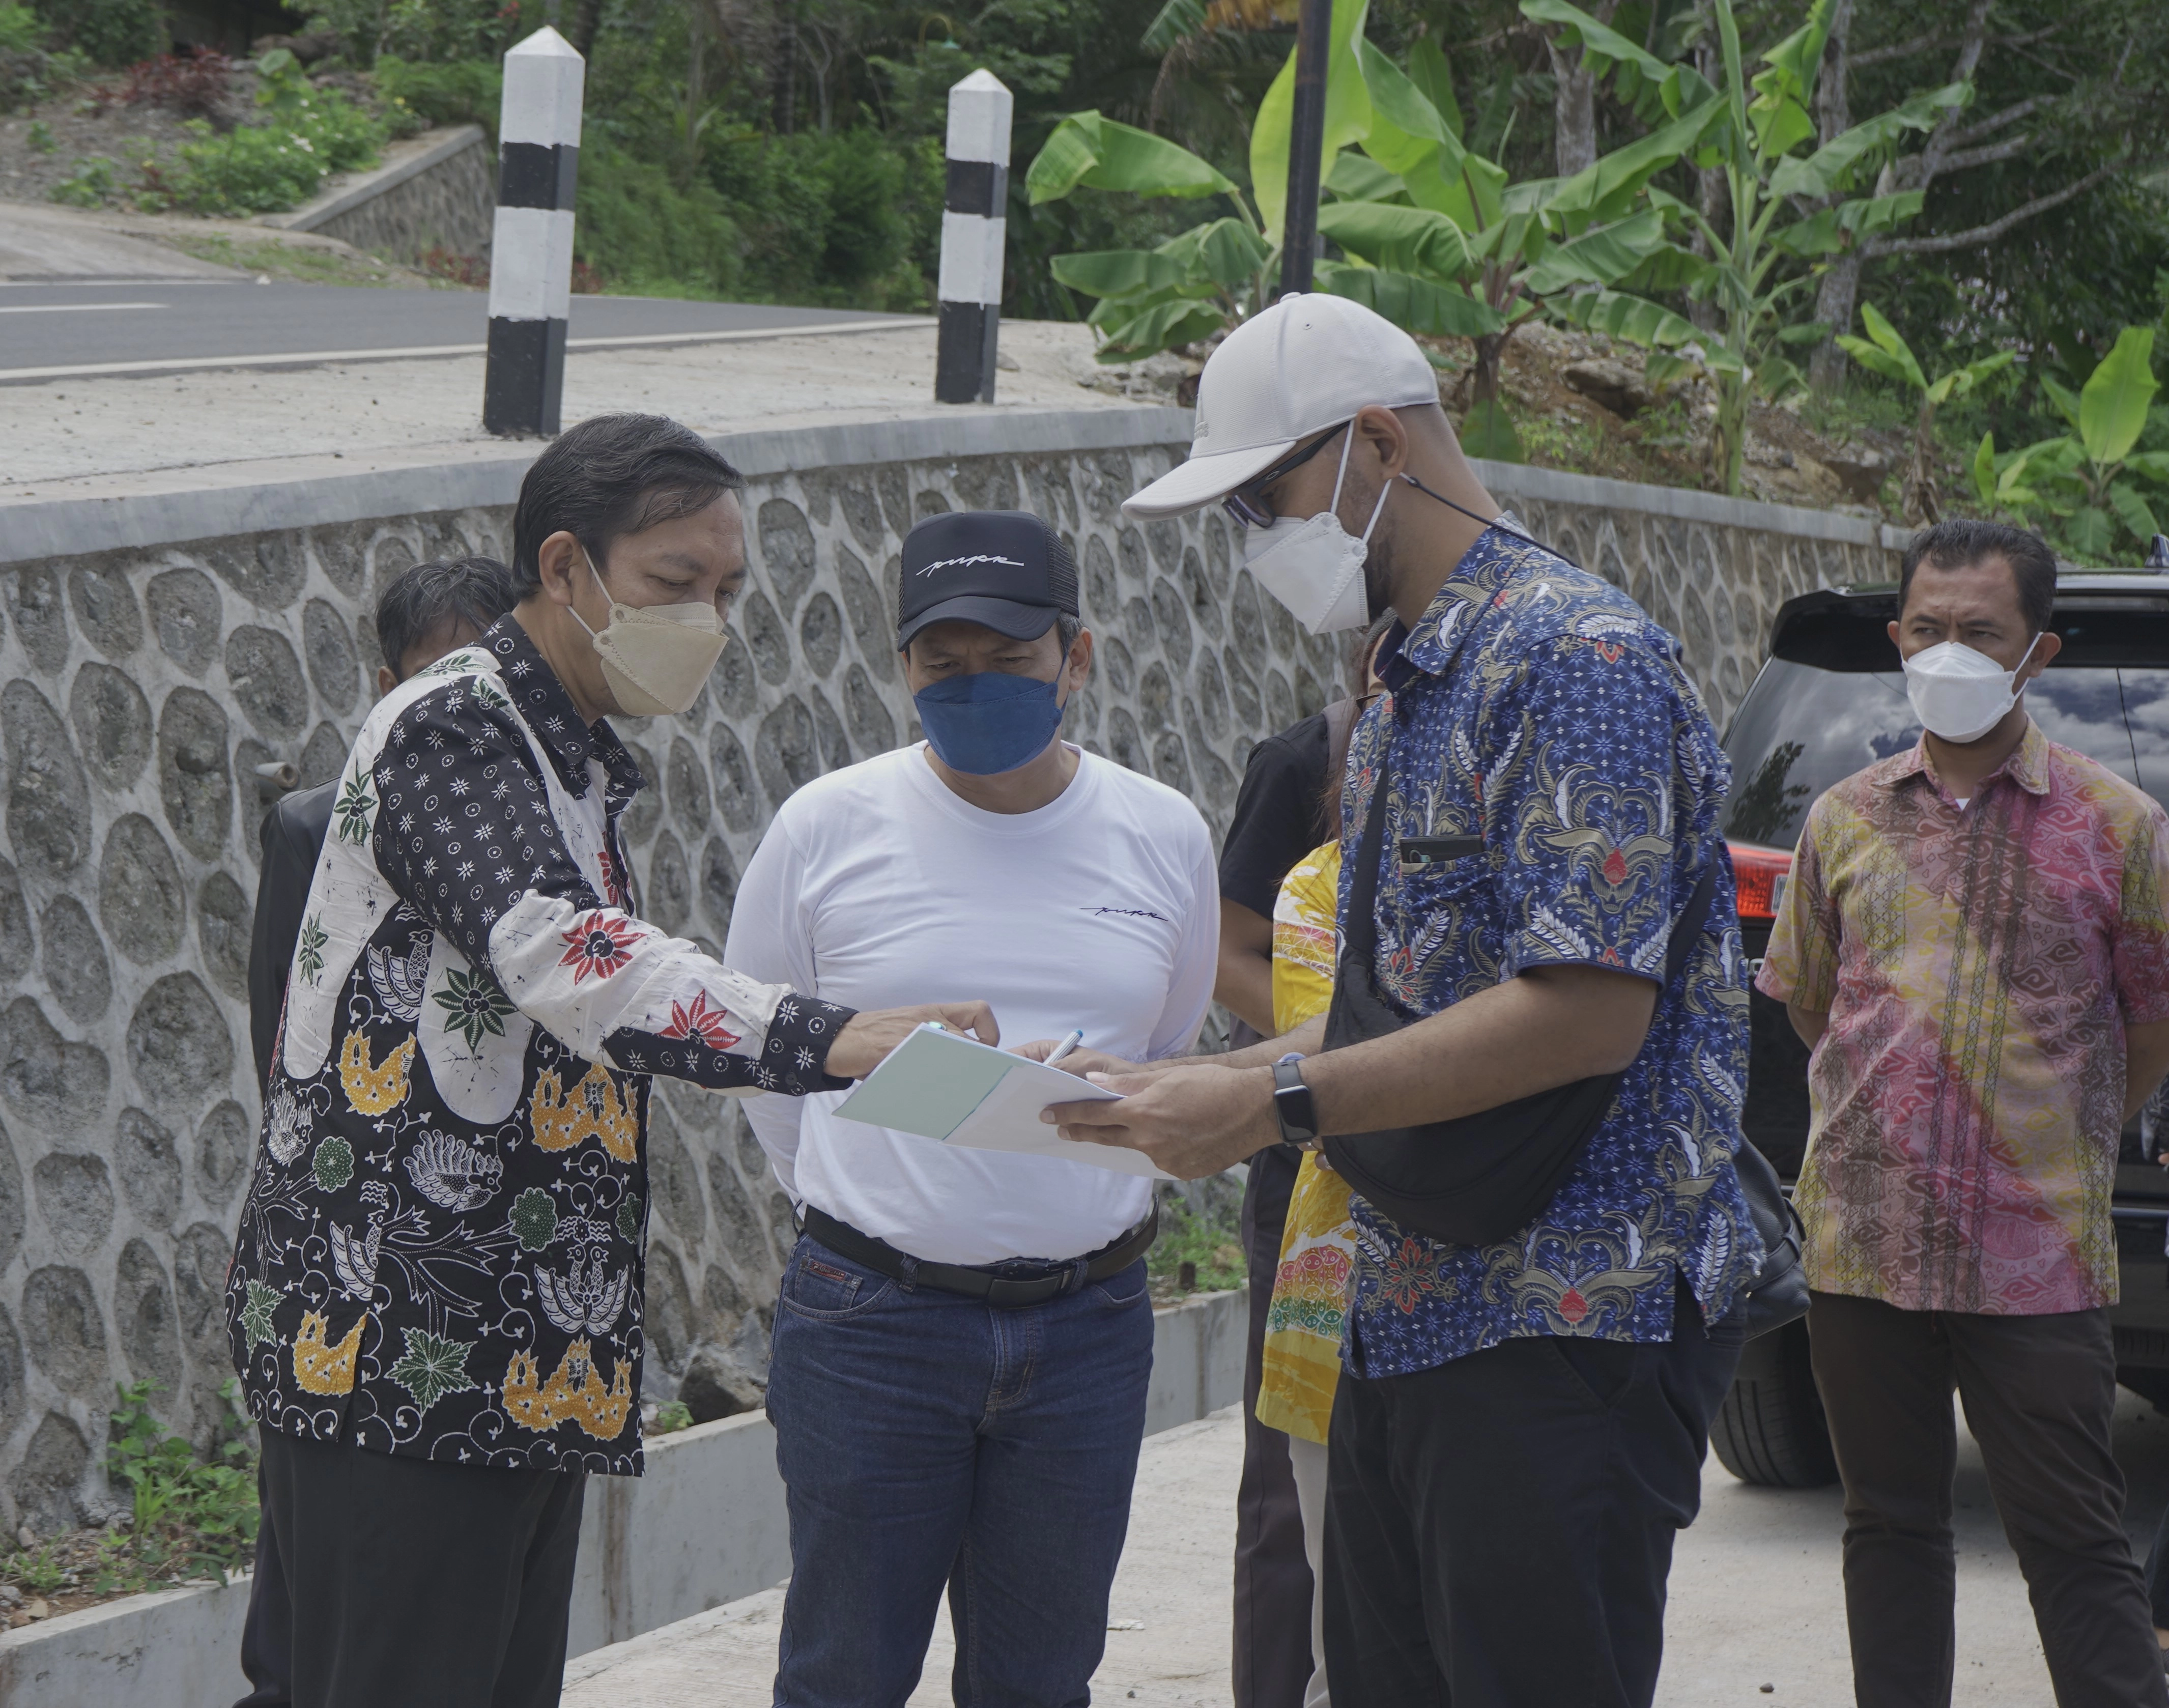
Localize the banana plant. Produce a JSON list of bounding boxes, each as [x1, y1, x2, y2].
[[1834, 303, 2013, 523], [1974, 329, 2169, 559], [1529, 0, 1970, 494]]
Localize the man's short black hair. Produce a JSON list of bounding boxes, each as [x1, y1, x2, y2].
[[509, 413, 744, 596], [1899, 519, 2058, 635], [377, 556, 519, 678]]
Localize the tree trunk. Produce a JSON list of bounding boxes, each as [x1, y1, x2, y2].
[[1904, 397, 1942, 524], [1471, 331, 1507, 407], [568, 0, 605, 59], [1711, 373, 1748, 496], [1806, 0, 1855, 391], [1687, 31, 1725, 336], [1544, 3, 1617, 178]]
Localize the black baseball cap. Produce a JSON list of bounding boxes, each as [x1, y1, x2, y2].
[[896, 510, 1079, 648]]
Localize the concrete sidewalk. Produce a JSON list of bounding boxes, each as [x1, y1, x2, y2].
[[562, 1392, 2169, 1705]]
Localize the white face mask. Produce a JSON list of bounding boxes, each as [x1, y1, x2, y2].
[[568, 557, 729, 718], [1241, 429, 1391, 635], [1903, 633, 2040, 745]]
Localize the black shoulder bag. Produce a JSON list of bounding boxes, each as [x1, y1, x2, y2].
[[1318, 756, 1809, 1336]]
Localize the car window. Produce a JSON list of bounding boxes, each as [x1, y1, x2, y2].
[[1723, 660, 2158, 847]]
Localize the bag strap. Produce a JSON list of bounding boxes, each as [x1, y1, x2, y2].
[[1343, 746, 1722, 992]]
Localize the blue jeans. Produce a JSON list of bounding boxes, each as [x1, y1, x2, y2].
[[766, 1233, 1156, 1708]]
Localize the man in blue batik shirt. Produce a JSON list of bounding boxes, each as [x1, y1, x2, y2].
[[1042, 294, 1761, 1708]]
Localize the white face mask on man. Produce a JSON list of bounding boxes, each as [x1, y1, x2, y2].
[[567, 555, 729, 718], [1902, 632, 2041, 745], [1241, 428, 1391, 636]]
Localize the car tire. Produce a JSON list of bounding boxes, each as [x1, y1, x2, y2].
[[1710, 1318, 1839, 1488]]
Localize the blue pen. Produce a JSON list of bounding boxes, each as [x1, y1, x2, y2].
[[1045, 1029, 1085, 1066]]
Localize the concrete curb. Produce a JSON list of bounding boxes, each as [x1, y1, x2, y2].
[[260, 126, 490, 236], [0, 405, 1195, 566], [0, 1285, 1248, 1708], [1468, 456, 1901, 551]]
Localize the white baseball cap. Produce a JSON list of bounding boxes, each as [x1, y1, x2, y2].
[[1124, 292, 1440, 520]]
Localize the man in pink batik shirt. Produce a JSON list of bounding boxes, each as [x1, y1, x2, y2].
[[1759, 520, 2169, 1707]]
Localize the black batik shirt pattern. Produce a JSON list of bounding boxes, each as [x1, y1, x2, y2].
[[226, 616, 852, 1474]]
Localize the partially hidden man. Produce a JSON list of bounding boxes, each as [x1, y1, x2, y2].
[[224, 413, 994, 1708]]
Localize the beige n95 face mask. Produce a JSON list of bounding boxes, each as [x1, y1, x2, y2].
[[570, 557, 729, 717]]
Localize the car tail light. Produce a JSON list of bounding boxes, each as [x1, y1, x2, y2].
[[1728, 841, 1793, 922]]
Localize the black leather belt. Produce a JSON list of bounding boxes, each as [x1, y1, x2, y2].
[[798, 1205, 1158, 1309]]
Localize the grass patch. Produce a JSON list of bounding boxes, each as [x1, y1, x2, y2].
[[163, 232, 428, 288], [1147, 1181, 1247, 1304]]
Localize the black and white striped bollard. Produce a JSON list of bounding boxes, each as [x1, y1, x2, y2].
[[483, 26, 584, 437], [935, 68, 1013, 406]]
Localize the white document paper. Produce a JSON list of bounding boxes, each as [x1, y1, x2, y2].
[[833, 1023, 1172, 1180]]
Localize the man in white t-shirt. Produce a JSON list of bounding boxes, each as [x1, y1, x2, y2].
[[725, 508, 1219, 1707]]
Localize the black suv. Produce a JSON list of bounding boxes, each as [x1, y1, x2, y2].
[[1711, 572, 2169, 1487]]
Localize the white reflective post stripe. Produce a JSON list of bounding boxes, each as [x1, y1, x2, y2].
[[488, 208, 576, 322], [945, 68, 1012, 165], [499, 26, 585, 148], [937, 212, 1006, 308]]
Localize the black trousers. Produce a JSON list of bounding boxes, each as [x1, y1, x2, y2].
[[235, 1461, 294, 1706], [1808, 1290, 2166, 1708], [243, 1432, 588, 1708], [1322, 1282, 1744, 1708], [1234, 1141, 1314, 1708]]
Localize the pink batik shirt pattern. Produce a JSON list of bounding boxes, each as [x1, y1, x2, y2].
[[1757, 723, 2169, 1315]]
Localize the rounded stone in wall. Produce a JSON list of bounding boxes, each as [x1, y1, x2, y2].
[[1261, 583, 1299, 660], [68, 557, 145, 659], [1117, 526, 1148, 586], [798, 592, 842, 679], [69, 661, 153, 794], [1137, 662, 1175, 735], [101, 813, 186, 964], [1121, 596, 1155, 660], [834, 548, 893, 682], [205, 534, 306, 610], [1149, 578, 1194, 672], [307, 522, 372, 599], [741, 589, 793, 686], [645, 829, 691, 936], [1082, 534, 1119, 624], [0, 857, 29, 971], [645, 1241, 696, 1377], [1230, 571, 1267, 666], [127, 973, 233, 1112], [698, 836, 738, 937], [1104, 706, 1146, 774], [1099, 636, 1135, 697], [33, 1152, 113, 1257], [714, 628, 758, 719], [912, 490, 951, 525], [876, 466, 911, 537], [1196, 650, 1231, 744], [225, 625, 310, 739], [1150, 732, 1191, 795], [5, 561, 70, 674], [198, 870, 253, 1001], [116, 1237, 184, 1392], [1202, 515, 1233, 599], [4, 679, 92, 879], [810, 687, 850, 772], [1294, 664, 1325, 721], [836, 483, 885, 553], [841, 664, 896, 757], [703, 1261, 750, 1326], [648, 1099, 707, 1246], [1180, 549, 1225, 643], [0, 1302, 21, 1444], [0, 1117, 22, 1276], [170, 1220, 234, 1364], [195, 1101, 251, 1206], [756, 499, 817, 617], [22, 1266, 109, 1402], [619, 739, 660, 846], [158, 687, 234, 861], [9, 1409, 88, 1535], [1145, 521, 1183, 577], [303, 599, 360, 713], [3, 997, 108, 1140], [707, 724, 758, 833], [367, 531, 419, 604], [954, 456, 1019, 513], [146, 566, 223, 676], [1264, 668, 1296, 733], [115, 1106, 184, 1232], [667, 737, 711, 843], [299, 721, 348, 790], [754, 696, 819, 811], [38, 895, 110, 1026]]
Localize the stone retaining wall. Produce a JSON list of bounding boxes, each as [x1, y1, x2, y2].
[[269, 126, 495, 267], [0, 417, 1898, 1531]]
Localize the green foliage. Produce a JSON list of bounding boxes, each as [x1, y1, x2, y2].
[[32, 0, 160, 68], [0, 2, 89, 111], [1147, 1183, 1245, 1296], [25, 116, 53, 150], [0, 3, 43, 51], [372, 55, 501, 137], [1834, 302, 2013, 521], [652, 1399, 694, 1434], [129, 51, 385, 217], [99, 1379, 260, 1586], [575, 139, 741, 299], [48, 155, 120, 207]]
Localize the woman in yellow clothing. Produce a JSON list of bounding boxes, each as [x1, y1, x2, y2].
[[1255, 838, 1356, 1708]]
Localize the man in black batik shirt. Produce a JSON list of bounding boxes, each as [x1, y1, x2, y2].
[[227, 414, 995, 1708]]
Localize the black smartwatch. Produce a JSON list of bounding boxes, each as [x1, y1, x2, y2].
[[1271, 1052, 1320, 1150]]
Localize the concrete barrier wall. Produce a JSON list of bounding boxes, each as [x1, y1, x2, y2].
[[0, 1285, 1249, 1708], [0, 405, 1900, 1536], [264, 125, 495, 267]]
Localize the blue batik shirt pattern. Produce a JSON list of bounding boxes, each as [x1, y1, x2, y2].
[[1337, 522, 1761, 1379]]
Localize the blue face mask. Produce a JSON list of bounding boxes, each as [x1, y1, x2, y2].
[[914, 670, 1066, 776]]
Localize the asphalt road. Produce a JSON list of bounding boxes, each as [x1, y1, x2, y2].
[[0, 279, 924, 382]]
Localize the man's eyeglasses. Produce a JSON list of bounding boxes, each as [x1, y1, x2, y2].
[[1221, 422, 1350, 530]]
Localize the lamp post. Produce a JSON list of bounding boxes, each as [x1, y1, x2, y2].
[[1277, 0, 1332, 299]]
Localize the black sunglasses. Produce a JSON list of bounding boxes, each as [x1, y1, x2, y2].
[[1221, 422, 1351, 529]]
